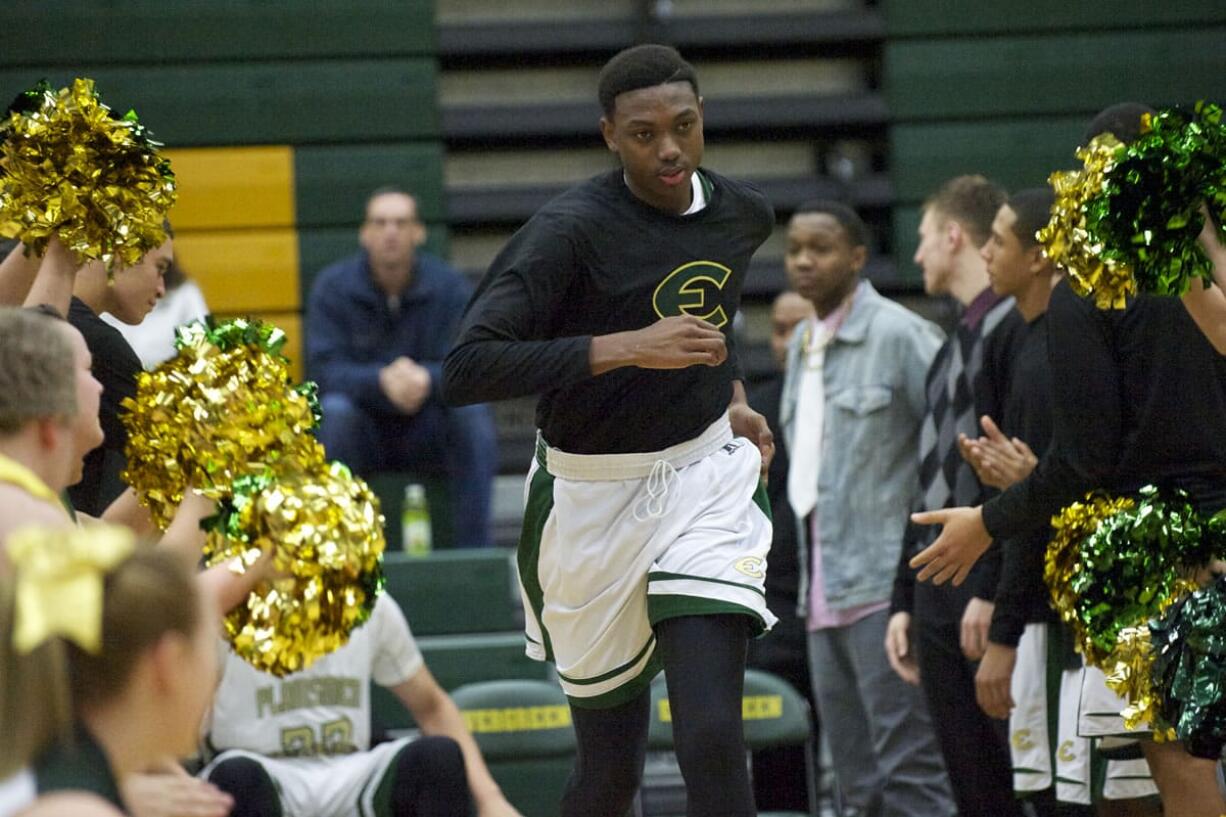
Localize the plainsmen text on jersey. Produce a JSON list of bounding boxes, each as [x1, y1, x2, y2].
[[208, 594, 422, 756]]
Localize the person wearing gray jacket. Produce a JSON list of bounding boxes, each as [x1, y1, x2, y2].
[[778, 201, 953, 817]]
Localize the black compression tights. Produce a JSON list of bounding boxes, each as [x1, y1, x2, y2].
[[208, 735, 471, 817], [560, 614, 756, 817]]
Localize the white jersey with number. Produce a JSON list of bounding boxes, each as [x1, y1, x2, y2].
[[207, 594, 423, 757]]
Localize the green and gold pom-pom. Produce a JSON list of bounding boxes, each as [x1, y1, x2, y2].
[[1037, 134, 1134, 309], [1151, 573, 1226, 757], [1048, 488, 1226, 734], [1104, 617, 1177, 739], [203, 461, 386, 677], [1066, 487, 1213, 664], [1085, 101, 1226, 299], [1045, 491, 1137, 646], [121, 317, 322, 528], [0, 78, 176, 269]]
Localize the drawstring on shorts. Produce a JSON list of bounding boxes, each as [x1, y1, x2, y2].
[[633, 459, 679, 522]]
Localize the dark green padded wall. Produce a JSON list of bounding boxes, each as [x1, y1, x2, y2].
[[295, 141, 450, 298], [884, 0, 1226, 35], [0, 0, 444, 323], [0, 61, 438, 146], [887, 30, 1225, 122], [883, 2, 1226, 279], [0, 1, 435, 64]]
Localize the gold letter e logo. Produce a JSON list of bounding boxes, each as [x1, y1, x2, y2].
[[653, 260, 733, 329]]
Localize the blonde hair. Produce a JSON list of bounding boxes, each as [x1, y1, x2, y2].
[[0, 546, 200, 778], [0, 308, 77, 434]]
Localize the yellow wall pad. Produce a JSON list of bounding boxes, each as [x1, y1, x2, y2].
[[164, 146, 295, 231], [175, 228, 300, 314]]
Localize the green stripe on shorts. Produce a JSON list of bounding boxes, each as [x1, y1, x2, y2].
[[647, 595, 769, 637], [558, 635, 657, 686], [647, 571, 766, 598], [752, 479, 771, 520], [519, 465, 556, 662], [566, 649, 664, 710]]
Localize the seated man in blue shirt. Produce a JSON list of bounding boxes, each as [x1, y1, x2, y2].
[[307, 187, 496, 548]]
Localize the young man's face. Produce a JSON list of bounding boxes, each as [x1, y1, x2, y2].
[[981, 204, 1036, 298], [108, 239, 172, 325], [914, 207, 955, 296], [600, 81, 704, 214], [769, 291, 815, 368], [784, 212, 865, 313], [360, 193, 424, 270], [55, 322, 104, 487]]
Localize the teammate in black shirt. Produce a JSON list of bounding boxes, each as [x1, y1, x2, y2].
[[968, 189, 1063, 714], [443, 46, 775, 817], [67, 237, 172, 516], [912, 106, 1226, 814]]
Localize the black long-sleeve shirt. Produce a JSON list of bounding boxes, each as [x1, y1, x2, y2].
[[982, 279, 1226, 542], [442, 168, 774, 454], [986, 311, 1058, 647], [68, 296, 141, 515]]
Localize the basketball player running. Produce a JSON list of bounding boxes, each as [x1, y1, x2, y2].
[[442, 44, 777, 817]]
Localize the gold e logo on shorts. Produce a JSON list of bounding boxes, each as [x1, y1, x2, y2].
[[652, 260, 733, 328], [1057, 740, 1077, 763], [735, 556, 765, 578], [1011, 729, 1036, 751]]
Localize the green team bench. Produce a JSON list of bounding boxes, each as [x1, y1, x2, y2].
[[380, 549, 521, 636]]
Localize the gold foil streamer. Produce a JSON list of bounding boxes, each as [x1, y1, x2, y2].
[[203, 461, 386, 677], [1045, 492, 1137, 664], [1037, 134, 1134, 309], [0, 79, 175, 269], [1104, 590, 1192, 740], [120, 320, 323, 529]]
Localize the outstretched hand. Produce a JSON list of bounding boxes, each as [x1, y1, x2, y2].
[[908, 505, 991, 586]]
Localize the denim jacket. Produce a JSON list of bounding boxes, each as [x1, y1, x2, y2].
[[780, 282, 944, 612]]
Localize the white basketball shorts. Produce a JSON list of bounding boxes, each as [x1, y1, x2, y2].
[[518, 413, 777, 708]]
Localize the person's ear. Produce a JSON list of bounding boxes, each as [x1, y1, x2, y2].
[[411, 220, 427, 249], [945, 220, 963, 252], [1026, 246, 1048, 276], [148, 632, 191, 696], [599, 116, 618, 153], [850, 244, 868, 273], [36, 416, 62, 451]]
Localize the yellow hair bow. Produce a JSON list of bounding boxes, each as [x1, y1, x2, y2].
[[8, 524, 136, 655]]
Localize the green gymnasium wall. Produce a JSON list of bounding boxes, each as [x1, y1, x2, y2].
[[883, 0, 1226, 280], [0, 0, 444, 381]]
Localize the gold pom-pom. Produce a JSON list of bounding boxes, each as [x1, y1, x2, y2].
[[1045, 492, 1137, 661], [121, 319, 322, 529], [1037, 134, 1134, 309], [0, 78, 175, 269], [204, 461, 386, 677]]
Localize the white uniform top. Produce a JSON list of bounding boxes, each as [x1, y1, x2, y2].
[[207, 594, 423, 756]]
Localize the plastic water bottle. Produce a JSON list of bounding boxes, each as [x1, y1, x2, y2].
[[401, 483, 432, 556]]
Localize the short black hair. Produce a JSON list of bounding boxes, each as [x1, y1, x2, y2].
[[597, 44, 699, 117], [1004, 188, 1055, 248], [1083, 102, 1157, 145], [792, 200, 870, 249]]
